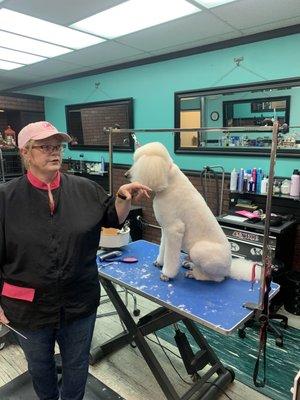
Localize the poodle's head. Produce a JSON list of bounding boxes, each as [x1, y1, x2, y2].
[[126, 142, 173, 192]]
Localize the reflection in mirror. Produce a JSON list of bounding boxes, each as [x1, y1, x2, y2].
[[175, 79, 300, 156], [66, 98, 134, 151], [223, 96, 290, 129]]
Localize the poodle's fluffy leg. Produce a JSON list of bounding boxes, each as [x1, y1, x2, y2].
[[160, 224, 185, 281], [187, 241, 230, 282], [154, 229, 165, 267], [185, 266, 216, 281]]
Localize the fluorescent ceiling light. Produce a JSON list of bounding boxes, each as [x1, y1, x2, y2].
[[0, 31, 72, 57], [0, 9, 105, 49], [194, 0, 237, 7], [71, 0, 200, 39], [0, 59, 24, 70], [0, 47, 45, 64]]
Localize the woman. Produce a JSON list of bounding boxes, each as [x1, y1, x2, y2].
[[0, 121, 150, 400]]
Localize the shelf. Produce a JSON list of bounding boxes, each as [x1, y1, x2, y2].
[[230, 191, 300, 201]]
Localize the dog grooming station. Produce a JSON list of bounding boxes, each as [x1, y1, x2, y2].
[[103, 122, 298, 389], [104, 122, 292, 313], [92, 239, 279, 400]]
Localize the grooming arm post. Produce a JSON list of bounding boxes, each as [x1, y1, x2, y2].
[[244, 121, 279, 311], [108, 127, 113, 195]]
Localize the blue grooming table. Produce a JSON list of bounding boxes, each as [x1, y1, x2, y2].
[[93, 240, 279, 400]]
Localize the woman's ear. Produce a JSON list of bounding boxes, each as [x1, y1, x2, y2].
[[20, 147, 31, 168], [20, 148, 28, 156]]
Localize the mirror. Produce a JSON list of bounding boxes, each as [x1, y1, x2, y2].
[[175, 79, 300, 156], [66, 98, 134, 151]]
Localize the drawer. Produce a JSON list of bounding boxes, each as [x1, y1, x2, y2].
[[220, 225, 276, 260]]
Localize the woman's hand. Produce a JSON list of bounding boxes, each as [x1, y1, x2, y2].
[[0, 305, 9, 324], [115, 182, 152, 224], [117, 182, 152, 202]]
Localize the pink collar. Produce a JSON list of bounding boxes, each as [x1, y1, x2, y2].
[[27, 171, 61, 190]]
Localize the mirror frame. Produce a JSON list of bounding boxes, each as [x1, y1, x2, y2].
[[66, 97, 134, 152], [174, 77, 300, 157]]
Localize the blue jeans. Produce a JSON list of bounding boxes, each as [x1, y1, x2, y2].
[[16, 311, 96, 400]]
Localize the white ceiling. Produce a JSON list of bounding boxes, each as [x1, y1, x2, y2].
[[0, 0, 300, 92]]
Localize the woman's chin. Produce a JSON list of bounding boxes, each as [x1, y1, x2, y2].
[[46, 163, 61, 172]]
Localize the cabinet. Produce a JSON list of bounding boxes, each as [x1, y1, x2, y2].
[[217, 192, 298, 310]]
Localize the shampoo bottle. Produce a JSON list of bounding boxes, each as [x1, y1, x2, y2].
[[230, 168, 238, 191]]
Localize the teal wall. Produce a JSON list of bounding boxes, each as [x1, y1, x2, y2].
[[18, 33, 300, 177]]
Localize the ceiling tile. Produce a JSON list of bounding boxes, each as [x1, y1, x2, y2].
[[0, 75, 38, 91], [55, 41, 146, 67], [1, 0, 127, 25], [211, 0, 300, 30], [115, 11, 238, 52], [240, 16, 300, 36], [11, 59, 86, 79], [147, 31, 239, 56]]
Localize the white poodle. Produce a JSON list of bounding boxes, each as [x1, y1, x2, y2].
[[128, 142, 259, 282]]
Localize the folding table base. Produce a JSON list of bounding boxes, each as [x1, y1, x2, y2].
[[92, 277, 234, 400]]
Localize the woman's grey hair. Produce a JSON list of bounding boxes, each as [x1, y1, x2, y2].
[[19, 139, 35, 170]]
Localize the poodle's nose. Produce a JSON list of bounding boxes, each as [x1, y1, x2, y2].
[[124, 170, 131, 179]]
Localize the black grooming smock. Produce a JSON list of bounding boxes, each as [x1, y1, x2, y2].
[[0, 173, 120, 330]]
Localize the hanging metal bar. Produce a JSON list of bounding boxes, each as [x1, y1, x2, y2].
[[104, 126, 273, 134]]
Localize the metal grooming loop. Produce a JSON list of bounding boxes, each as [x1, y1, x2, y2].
[[104, 123, 293, 311], [200, 165, 225, 216]]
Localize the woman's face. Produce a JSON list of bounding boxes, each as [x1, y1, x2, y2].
[[22, 135, 63, 176]]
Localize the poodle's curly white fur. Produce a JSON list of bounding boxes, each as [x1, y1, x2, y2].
[[128, 142, 259, 282]]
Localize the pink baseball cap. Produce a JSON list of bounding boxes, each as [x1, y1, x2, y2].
[[18, 121, 71, 149]]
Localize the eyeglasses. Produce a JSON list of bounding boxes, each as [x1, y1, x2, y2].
[[32, 144, 63, 154]]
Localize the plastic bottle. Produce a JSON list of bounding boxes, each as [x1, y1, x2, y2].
[[256, 169, 263, 194], [248, 177, 255, 192], [290, 169, 300, 197], [261, 176, 268, 195], [230, 168, 238, 191], [251, 167, 257, 192], [281, 179, 291, 195], [100, 156, 105, 173], [238, 168, 244, 193]]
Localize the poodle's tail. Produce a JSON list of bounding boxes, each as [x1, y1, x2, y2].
[[229, 257, 261, 281]]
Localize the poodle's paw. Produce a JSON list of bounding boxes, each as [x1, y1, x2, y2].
[[160, 273, 171, 281], [182, 260, 193, 270], [153, 260, 163, 269], [185, 270, 196, 279]]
